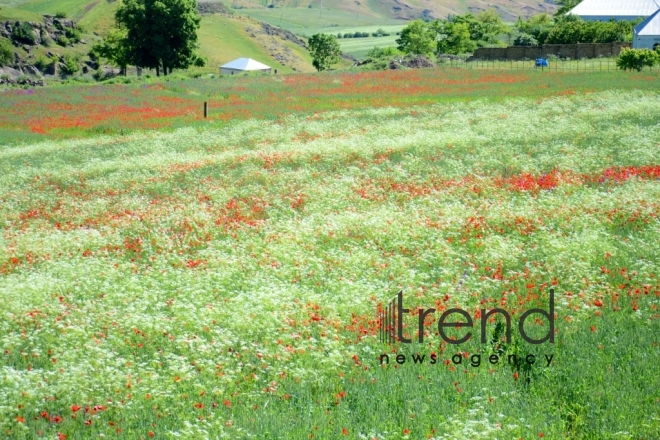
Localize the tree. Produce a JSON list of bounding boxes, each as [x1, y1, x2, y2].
[[396, 19, 437, 57], [308, 34, 341, 71], [617, 48, 659, 71], [546, 19, 631, 44], [475, 9, 509, 45], [0, 39, 13, 66], [92, 29, 132, 75], [436, 22, 477, 54], [114, 0, 203, 76], [516, 13, 553, 45], [513, 33, 538, 47]]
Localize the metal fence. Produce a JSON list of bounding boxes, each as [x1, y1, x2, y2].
[[435, 58, 658, 72]]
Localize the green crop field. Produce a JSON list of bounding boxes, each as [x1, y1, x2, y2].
[[1, 68, 660, 439], [337, 34, 400, 58], [237, 7, 407, 32]]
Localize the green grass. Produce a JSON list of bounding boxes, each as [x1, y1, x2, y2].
[[1, 85, 659, 438], [237, 7, 407, 32], [0, 5, 42, 21]]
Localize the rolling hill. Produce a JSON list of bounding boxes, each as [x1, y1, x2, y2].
[[1, 0, 558, 77], [0, 1, 318, 74]]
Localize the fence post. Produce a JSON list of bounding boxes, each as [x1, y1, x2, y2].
[[204, 102, 208, 118]]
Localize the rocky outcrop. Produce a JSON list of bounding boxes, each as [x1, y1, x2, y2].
[[0, 15, 88, 86], [197, 1, 233, 15], [259, 22, 307, 49], [401, 55, 435, 68], [1, 16, 77, 45], [0, 66, 45, 86]]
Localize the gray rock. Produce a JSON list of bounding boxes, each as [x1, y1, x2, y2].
[[0, 66, 23, 79]]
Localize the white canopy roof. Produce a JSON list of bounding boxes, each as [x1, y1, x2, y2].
[[220, 58, 271, 71], [570, 0, 660, 18], [635, 8, 660, 34]]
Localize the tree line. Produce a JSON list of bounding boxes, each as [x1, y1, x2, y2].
[[394, 11, 643, 57]]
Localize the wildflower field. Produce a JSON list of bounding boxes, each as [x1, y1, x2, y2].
[[1, 69, 660, 439]]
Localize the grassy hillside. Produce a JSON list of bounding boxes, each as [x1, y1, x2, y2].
[[0, 2, 317, 75], [0, 0, 118, 33], [232, 0, 558, 22], [196, 14, 316, 74], [239, 6, 408, 31]]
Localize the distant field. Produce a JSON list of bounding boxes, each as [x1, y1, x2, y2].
[[237, 7, 407, 32], [337, 34, 401, 58], [2, 69, 660, 145]]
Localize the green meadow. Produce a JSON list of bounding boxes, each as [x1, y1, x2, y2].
[[1, 66, 660, 438]]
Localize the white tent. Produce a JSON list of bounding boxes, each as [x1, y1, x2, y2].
[[633, 9, 660, 48], [219, 58, 272, 75], [569, 0, 660, 21]]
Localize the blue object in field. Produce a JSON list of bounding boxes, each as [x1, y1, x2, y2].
[[535, 58, 549, 67]]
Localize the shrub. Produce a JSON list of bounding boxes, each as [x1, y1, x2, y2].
[[343, 33, 352, 38], [65, 27, 82, 43], [11, 22, 36, 45], [41, 34, 54, 47], [365, 46, 398, 59], [0, 39, 13, 66], [55, 11, 67, 18], [337, 33, 342, 38], [61, 53, 81, 74], [33, 55, 53, 72], [616, 48, 659, 71], [514, 33, 538, 46], [57, 36, 70, 46]]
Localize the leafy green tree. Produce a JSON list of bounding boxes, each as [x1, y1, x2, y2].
[[0, 39, 13, 66], [396, 19, 437, 57], [475, 9, 509, 45], [308, 33, 341, 71], [546, 19, 630, 44], [516, 13, 553, 45], [92, 29, 132, 75], [617, 48, 659, 71], [114, 0, 203, 76], [513, 33, 538, 46], [436, 22, 477, 54]]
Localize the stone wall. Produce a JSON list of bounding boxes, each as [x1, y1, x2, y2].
[[467, 43, 631, 61]]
